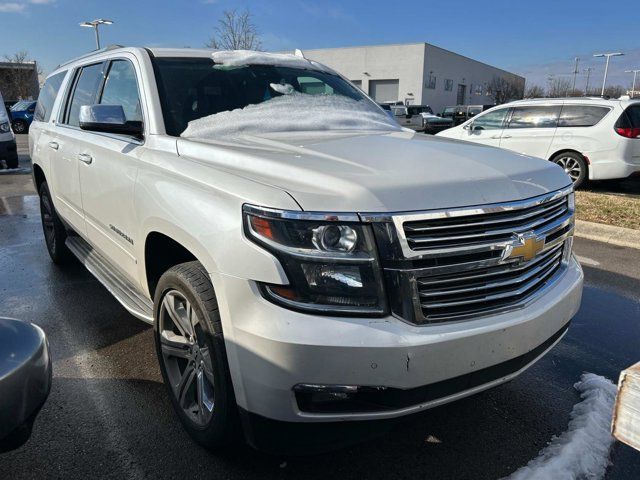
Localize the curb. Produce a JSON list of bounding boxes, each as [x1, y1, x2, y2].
[[575, 220, 640, 250]]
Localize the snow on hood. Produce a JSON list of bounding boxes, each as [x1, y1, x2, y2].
[[211, 50, 331, 72], [181, 93, 401, 139]]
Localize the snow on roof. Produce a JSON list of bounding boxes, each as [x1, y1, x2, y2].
[[211, 50, 331, 72], [181, 93, 400, 139]]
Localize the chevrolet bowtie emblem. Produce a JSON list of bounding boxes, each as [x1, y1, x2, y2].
[[503, 233, 545, 262]]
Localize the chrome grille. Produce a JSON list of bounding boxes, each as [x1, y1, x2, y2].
[[382, 187, 575, 324], [402, 192, 570, 253], [417, 243, 564, 321]]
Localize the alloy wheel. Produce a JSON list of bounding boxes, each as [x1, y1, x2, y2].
[[159, 290, 215, 427], [13, 121, 26, 134], [554, 156, 582, 183]]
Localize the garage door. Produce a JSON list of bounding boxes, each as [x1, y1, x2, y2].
[[369, 80, 399, 103]]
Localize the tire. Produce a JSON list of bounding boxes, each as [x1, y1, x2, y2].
[[154, 261, 241, 449], [551, 152, 587, 188], [6, 153, 19, 169], [38, 181, 73, 264], [12, 120, 28, 134]]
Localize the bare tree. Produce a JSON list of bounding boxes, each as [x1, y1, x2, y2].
[[603, 85, 625, 99], [206, 9, 262, 51], [1, 50, 40, 101], [566, 88, 584, 97], [547, 77, 572, 98], [487, 76, 524, 104], [524, 84, 545, 98]]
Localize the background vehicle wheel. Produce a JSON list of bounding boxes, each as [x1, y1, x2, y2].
[[12, 120, 28, 134], [6, 154, 19, 169], [38, 181, 72, 264], [551, 152, 587, 188], [154, 261, 241, 449]]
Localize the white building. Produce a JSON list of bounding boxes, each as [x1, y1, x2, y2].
[[297, 42, 524, 114]]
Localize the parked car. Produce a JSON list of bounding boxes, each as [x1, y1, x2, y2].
[[410, 105, 454, 134], [378, 103, 396, 121], [0, 317, 52, 452], [10, 100, 37, 134], [0, 91, 19, 169], [442, 105, 494, 126], [30, 47, 582, 452], [437, 97, 640, 187], [391, 104, 424, 131]]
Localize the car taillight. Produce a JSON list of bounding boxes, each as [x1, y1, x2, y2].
[[615, 127, 640, 138]]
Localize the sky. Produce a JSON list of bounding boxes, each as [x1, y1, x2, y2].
[[1, 0, 639, 90]]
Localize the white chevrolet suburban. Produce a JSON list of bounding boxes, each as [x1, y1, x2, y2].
[[29, 47, 583, 452]]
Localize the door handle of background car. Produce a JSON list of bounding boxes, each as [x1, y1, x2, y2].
[[48, 141, 59, 150], [77, 153, 93, 165], [490, 135, 501, 139], [502, 135, 512, 139]]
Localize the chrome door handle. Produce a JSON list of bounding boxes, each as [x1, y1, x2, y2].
[[77, 153, 93, 165], [490, 135, 501, 139], [502, 135, 512, 139], [48, 141, 59, 150]]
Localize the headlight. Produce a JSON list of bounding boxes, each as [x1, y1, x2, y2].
[[243, 205, 387, 315], [0, 122, 9, 133]]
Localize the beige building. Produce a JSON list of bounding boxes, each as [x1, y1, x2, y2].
[[297, 42, 524, 114]]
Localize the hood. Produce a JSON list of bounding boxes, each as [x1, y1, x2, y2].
[[176, 130, 571, 213]]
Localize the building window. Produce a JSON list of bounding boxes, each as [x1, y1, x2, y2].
[[444, 79, 453, 91], [426, 74, 436, 89], [474, 84, 483, 95]]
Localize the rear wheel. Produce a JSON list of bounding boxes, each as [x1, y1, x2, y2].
[[154, 261, 241, 449], [38, 181, 72, 264], [552, 152, 587, 188]]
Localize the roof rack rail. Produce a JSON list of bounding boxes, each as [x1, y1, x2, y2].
[[56, 44, 125, 69]]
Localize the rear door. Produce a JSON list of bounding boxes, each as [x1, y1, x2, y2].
[[499, 105, 562, 159], [463, 107, 510, 146], [49, 63, 106, 234]]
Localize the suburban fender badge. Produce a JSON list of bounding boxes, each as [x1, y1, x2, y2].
[[502, 232, 545, 263], [109, 224, 134, 245]]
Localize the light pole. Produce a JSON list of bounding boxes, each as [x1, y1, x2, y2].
[[593, 52, 624, 96], [571, 57, 579, 92], [625, 69, 640, 98], [584, 67, 594, 95], [79, 19, 113, 50]]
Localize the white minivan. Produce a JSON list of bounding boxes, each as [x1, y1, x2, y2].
[[437, 97, 640, 187]]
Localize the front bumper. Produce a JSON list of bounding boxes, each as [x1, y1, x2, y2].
[[0, 138, 17, 162], [213, 256, 583, 423]]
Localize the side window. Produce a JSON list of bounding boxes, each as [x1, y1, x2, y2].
[[472, 108, 508, 130], [507, 106, 561, 129], [34, 71, 67, 122], [558, 105, 610, 127], [99, 60, 143, 122], [65, 63, 105, 127]]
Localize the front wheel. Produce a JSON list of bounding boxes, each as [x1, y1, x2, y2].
[[12, 120, 28, 134], [154, 261, 241, 449], [552, 152, 587, 188]]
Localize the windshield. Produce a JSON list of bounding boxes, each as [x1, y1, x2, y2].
[[408, 106, 433, 115], [11, 101, 33, 112], [152, 57, 398, 137]]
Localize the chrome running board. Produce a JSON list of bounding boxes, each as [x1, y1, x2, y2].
[[66, 236, 154, 324]]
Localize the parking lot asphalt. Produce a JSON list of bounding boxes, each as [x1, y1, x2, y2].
[[1, 136, 639, 479]]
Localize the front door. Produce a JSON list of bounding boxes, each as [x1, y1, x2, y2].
[[457, 84, 466, 105], [463, 107, 510, 146]]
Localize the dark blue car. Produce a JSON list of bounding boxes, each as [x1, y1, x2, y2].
[[10, 100, 37, 134]]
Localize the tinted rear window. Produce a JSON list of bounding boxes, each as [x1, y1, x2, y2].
[[617, 105, 640, 128], [558, 105, 610, 127], [507, 106, 561, 129], [34, 71, 66, 122]]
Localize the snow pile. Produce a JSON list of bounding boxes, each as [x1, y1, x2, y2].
[[181, 93, 401, 139], [212, 50, 330, 72], [504, 373, 617, 480]]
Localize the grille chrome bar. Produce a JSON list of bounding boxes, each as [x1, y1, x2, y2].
[[380, 186, 574, 324]]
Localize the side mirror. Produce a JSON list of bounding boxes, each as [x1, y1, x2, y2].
[[79, 105, 143, 137], [464, 122, 472, 131], [0, 318, 51, 452]]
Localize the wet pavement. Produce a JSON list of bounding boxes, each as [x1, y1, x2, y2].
[[0, 137, 639, 479]]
